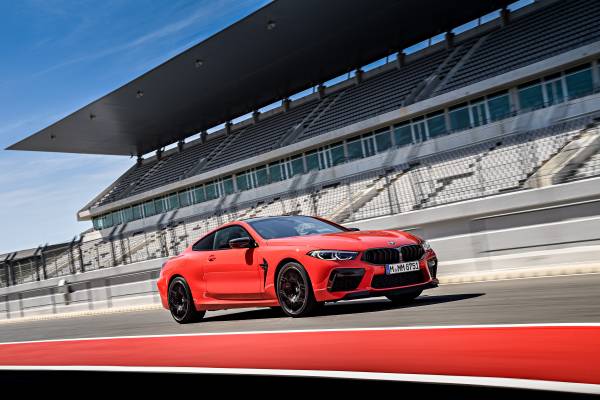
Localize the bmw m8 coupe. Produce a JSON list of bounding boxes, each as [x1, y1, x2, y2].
[[157, 215, 438, 323]]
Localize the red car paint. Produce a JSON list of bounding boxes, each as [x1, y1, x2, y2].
[[157, 217, 438, 311]]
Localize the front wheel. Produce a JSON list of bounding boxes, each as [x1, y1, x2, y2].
[[276, 262, 319, 317], [168, 277, 205, 324], [386, 289, 423, 305]]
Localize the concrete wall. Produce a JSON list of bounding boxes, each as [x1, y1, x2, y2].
[[0, 258, 165, 320]]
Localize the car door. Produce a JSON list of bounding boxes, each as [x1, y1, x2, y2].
[[203, 225, 263, 299]]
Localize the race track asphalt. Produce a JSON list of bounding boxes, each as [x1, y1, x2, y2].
[[1, 273, 599, 343]]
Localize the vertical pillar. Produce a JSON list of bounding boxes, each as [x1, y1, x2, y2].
[[500, 7, 510, 27], [69, 237, 77, 275], [282, 98, 290, 112], [355, 69, 364, 85], [109, 238, 116, 268], [118, 235, 124, 265], [444, 32, 454, 50], [396, 52, 405, 68], [200, 130, 207, 143], [252, 110, 260, 123], [40, 245, 48, 280], [317, 84, 326, 99], [6, 255, 15, 286], [77, 238, 85, 273]]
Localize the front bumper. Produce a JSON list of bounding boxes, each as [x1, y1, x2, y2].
[[312, 251, 438, 302]]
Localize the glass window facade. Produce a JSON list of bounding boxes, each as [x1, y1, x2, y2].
[[487, 92, 511, 121], [565, 66, 593, 99], [545, 78, 565, 106], [305, 151, 319, 171], [222, 177, 234, 195], [346, 138, 363, 161], [269, 163, 284, 183], [426, 112, 447, 138], [394, 123, 412, 146], [331, 143, 345, 166], [518, 82, 544, 111], [470, 100, 487, 127], [375, 128, 392, 151], [205, 183, 218, 200], [290, 156, 304, 176], [449, 104, 470, 131]]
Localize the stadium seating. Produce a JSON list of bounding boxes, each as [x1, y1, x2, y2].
[[99, 0, 597, 207], [439, 0, 600, 93], [569, 150, 600, 181], [93, 0, 600, 208]]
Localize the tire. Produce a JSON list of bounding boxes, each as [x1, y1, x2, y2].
[[168, 277, 206, 324], [386, 289, 423, 305], [276, 262, 319, 317]]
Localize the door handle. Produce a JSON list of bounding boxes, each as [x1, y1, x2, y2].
[[208, 255, 216, 262]]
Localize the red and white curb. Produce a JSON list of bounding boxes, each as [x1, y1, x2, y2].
[[0, 324, 598, 394]]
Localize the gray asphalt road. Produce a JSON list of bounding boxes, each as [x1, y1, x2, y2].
[[1, 274, 599, 343]]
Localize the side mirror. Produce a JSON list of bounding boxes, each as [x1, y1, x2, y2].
[[229, 237, 255, 249], [347, 227, 360, 231]]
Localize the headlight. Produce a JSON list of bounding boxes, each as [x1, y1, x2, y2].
[[308, 250, 359, 261], [421, 241, 432, 251]]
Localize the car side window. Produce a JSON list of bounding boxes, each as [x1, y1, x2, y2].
[[213, 226, 250, 250], [192, 232, 216, 251]]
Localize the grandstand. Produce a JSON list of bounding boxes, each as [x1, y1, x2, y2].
[[4, 0, 600, 287]]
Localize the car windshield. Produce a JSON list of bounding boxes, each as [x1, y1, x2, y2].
[[247, 216, 345, 239]]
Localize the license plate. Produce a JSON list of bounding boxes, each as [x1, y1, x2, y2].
[[385, 261, 420, 275]]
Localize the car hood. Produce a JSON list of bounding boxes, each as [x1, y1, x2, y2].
[[264, 230, 421, 250]]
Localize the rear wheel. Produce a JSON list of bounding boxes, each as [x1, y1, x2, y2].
[[276, 262, 319, 317], [168, 277, 205, 324], [386, 289, 423, 305]]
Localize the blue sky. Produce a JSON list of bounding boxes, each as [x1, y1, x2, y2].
[[0, 0, 268, 254]]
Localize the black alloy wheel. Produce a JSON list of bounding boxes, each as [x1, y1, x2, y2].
[[276, 262, 319, 317], [168, 277, 205, 324]]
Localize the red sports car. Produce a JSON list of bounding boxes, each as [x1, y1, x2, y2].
[[157, 215, 438, 323]]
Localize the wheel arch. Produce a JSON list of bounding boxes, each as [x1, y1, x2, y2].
[[274, 257, 303, 288]]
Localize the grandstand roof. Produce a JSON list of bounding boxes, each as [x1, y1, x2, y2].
[[7, 0, 512, 157]]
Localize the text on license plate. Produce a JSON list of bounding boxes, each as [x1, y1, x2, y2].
[[385, 261, 420, 275]]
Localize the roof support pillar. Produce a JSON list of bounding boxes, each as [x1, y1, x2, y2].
[[355, 68, 364, 84], [177, 140, 185, 152], [40, 244, 48, 280], [396, 51, 405, 68], [282, 98, 290, 112], [317, 84, 326, 99], [445, 32, 455, 49], [252, 110, 261, 123], [5, 253, 16, 286], [200, 130, 207, 143], [501, 7, 510, 27], [156, 148, 162, 160], [225, 121, 232, 135]]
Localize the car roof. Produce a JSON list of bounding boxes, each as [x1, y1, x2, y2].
[[241, 215, 315, 223]]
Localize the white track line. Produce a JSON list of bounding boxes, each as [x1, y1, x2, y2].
[[441, 271, 600, 284], [0, 366, 597, 394], [0, 322, 598, 346]]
